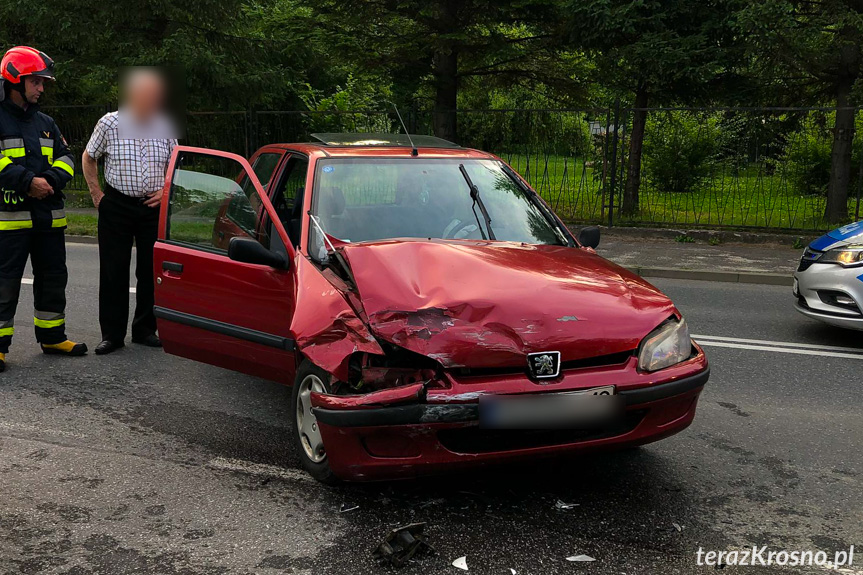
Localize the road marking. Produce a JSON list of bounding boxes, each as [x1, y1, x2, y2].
[[694, 334, 863, 360], [22, 277, 135, 293], [692, 334, 863, 354], [207, 457, 312, 483]]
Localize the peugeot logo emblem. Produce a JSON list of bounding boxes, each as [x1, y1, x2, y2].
[[527, 351, 561, 380]]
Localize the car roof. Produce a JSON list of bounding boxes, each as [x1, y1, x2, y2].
[[262, 134, 497, 159]]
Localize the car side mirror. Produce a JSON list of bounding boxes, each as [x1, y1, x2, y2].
[[576, 226, 601, 249], [228, 237, 289, 270]]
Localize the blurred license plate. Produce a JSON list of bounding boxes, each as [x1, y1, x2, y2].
[[479, 386, 621, 429]]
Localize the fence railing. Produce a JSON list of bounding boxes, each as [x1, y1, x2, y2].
[[45, 105, 863, 232]]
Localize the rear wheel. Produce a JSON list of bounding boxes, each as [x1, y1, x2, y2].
[[290, 360, 339, 484]]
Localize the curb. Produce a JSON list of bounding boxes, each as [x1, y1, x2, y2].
[[627, 266, 792, 286], [589, 225, 818, 246], [66, 235, 98, 245]]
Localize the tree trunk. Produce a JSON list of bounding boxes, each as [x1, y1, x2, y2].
[[622, 84, 648, 216], [432, 47, 458, 141], [825, 76, 856, 224]]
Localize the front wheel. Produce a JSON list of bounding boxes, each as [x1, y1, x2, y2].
[[290, 360, 339, 484]]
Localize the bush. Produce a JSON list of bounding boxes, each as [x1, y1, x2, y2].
[[781, 111, 862, 197], [642, 111, 721, 193]]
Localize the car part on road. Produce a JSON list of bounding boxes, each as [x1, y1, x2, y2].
[[566, 555, 596, 562], [555, 500, 579, 510], [372, 522, 435, 568], [452, 556, 468, 571]]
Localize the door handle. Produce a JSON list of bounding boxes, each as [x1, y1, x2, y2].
[[162, 261, 184, 273]]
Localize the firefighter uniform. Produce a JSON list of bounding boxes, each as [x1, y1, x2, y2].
[[0, 96, 75, 353]]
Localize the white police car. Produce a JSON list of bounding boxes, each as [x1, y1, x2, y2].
[[794, 220, 863, 330]]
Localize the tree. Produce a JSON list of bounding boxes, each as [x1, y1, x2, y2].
[[737, 0, 863, 223], [304, 0, 574, 140], [563, 0, 739, 215]]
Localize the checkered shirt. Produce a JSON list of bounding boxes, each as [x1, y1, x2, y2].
[[85, 112, 176, 197]]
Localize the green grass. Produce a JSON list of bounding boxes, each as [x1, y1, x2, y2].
[[66, 213, 97, 236]]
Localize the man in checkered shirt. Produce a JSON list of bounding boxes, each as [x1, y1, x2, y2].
[[81, 68, 177, 355]]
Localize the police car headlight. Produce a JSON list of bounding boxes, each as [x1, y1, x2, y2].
[[820, 246, 863, 267], [638, 318, 692, 372]]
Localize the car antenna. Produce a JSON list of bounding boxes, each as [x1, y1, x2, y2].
[[389, 101, 418, 156]]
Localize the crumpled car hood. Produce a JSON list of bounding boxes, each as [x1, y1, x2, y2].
[[340, 240, 675, 368]]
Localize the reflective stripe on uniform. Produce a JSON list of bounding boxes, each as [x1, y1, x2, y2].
[[0, 156, 11, 172], [0, 327, 13, 337], [39, 138, 54, 163], [1, 138, 25, 158], [34, 310, 65, 329], [51, 209, 67, 228], [0, 211, 33, 230], [52, 155, 73, 176]]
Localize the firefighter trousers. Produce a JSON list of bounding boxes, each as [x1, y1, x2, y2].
[[0, 229, 68, 353]]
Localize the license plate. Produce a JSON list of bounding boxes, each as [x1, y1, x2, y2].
[[479, 386, 621, 429]]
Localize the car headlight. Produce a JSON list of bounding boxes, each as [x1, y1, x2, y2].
[[638, 318, 692, 372], [819, 245, 863, 267]]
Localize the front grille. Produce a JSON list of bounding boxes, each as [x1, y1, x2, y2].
[[437, 411, 645, 454], [451, 350, 633, 379], [798, 247, 823, 272]]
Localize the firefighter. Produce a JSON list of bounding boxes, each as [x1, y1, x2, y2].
[[0, 46, 87, 372]]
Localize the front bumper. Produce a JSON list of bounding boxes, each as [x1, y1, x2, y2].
[[794, 262, 863, 331], [312, 354, 709, 481]]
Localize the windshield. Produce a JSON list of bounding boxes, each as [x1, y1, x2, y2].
[[309, 158, 566, 258]]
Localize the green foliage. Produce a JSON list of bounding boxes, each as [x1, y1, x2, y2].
[[674, 234, 696, 243], [642, 112, 721, 193], [781, 112, 863, 197], [708, 236, 721, 246]]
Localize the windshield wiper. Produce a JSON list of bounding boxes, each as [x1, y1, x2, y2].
[[458, 163, 496, 241]]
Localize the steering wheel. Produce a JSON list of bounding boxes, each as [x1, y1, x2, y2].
[[443, 219, 481, 239]]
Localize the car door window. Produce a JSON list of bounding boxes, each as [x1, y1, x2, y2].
[[270, 155, 309, 246], [167, 150, 270, 252]]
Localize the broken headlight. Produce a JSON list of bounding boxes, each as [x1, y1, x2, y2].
[[637, 318, 691, 372]]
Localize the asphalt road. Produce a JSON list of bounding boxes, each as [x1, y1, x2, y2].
[[1, 243, 861, 575]]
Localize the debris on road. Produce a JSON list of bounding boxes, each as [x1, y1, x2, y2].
[[566, 555, 596, 562], [555, 500, 579, 510], [672, 522, 683, 532], [372, 523, 434, 568], [340, 503, 359, 513], [452, 556, 468, 570]]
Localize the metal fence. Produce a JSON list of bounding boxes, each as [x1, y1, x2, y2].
[[46, 105, 863, 232]]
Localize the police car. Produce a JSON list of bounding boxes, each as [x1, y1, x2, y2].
[[794, 220, 863, 330]]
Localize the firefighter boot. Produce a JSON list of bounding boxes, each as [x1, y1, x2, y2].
[[41, 340, 88, 356]]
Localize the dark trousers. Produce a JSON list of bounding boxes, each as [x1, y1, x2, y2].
[[0, 229, 68, 353], [98, 187, 159, 343]]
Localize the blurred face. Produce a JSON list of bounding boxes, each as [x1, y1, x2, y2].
[[23, 76, 45, 104], [124, 71, 165, 121]]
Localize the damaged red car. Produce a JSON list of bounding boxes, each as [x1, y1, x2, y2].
[[153, 134, 709, 483]]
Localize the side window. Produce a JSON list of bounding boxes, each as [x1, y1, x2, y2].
[[243, 152, 282, 193], [167, 151, 270, 252], [270, 155, 309, 247]]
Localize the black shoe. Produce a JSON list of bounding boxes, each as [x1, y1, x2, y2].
[[132, 334, 162, 348], [95, 340, 124, 355]]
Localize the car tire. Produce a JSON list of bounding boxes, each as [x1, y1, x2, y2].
[[290, 360, 340, 485]]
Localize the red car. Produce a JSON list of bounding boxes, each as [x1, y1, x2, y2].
[[153, 134, 709, 483]]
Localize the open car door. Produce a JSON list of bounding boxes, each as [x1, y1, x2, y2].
[[153, 146, 298, 384]]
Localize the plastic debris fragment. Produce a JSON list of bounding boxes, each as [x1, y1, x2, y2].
[[372, 523, 435, 568], [555, 500, 579, 510], [566, 555, 596, 562], [452, 556, 468, 570], [340, 503, 359, 513]]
